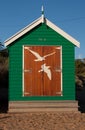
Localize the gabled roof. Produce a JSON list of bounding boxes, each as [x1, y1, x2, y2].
[[5, 16, 80, 47]]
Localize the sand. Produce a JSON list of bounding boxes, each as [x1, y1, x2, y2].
[[0, 112, 85, 130]]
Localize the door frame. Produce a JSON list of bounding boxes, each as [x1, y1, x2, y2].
[[22, 45, 63, 97]]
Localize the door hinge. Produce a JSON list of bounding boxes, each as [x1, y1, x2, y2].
[[24, 68, 32, 73]]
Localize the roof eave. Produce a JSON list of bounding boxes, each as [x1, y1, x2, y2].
[[5, 17, 42, 46], [5, 17, 80, 48], [46, 18, 80, 48]]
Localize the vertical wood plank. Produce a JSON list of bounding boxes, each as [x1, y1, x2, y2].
[[24, 46, 62, 96]]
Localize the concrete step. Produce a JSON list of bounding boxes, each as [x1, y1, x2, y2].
[[9, 100, 78, 113]]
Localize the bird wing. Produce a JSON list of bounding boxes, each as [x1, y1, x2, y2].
[[46, 69, 51, 80], [29, 49, 42, 60], [44, 64, 51, 80], [24, 46, 30, 50], [24, 47, 42, 60], [44, 52, 56, 58]]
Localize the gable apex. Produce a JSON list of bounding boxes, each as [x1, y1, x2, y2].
[[5, 16, 80, 47]]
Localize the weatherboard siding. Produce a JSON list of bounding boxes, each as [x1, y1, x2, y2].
[[8, 23, 75, 101]]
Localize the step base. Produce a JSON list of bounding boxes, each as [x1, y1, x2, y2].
[[9, 100, 78, 113]]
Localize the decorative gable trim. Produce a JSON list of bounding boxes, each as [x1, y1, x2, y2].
[[5, 17, 42, 46], [5, 16, 80, 47], [46, 19, 80, 47]]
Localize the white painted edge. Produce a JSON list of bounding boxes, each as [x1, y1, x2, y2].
[[60, 46, 63, 96], [5, 17, 80, 48], [22, 45, 24, 96], [56, 46, 63, 96], [46, 18, 80, 48], [5, 17, 42, 46]]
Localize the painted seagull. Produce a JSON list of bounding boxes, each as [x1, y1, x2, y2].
[[24, 47, 55, 61], [38, 63, 51, 80]]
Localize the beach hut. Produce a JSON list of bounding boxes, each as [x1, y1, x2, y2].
[[5, 7, 80, 112]]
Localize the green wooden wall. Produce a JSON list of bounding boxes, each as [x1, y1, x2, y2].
[[8, 23, 75, 101]]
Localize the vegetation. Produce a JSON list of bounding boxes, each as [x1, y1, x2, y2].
[[75, 59, 85, 89], [0, 49, 8, 88]]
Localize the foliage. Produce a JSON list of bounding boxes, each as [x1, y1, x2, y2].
[[75, 59, 85, 89], [0, 49, 8, 88]]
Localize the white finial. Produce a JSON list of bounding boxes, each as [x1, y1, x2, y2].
[[41, 6, 44, 14], [41, 5, 44, 23]]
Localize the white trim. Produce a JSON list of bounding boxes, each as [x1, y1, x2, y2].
[[60, 46, 63, 96], [5, 17, 42, 46], [5, 17, 80, 47], [22, 45, 24, 96], [46, 19, 80, 48], [55, 46, 62, 96]]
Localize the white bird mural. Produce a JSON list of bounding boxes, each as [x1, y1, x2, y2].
[[38, 63, 51, 80], [24, 46, 55, 61]]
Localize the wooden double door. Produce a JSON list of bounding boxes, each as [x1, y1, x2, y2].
[[23, 46, 62, 96]]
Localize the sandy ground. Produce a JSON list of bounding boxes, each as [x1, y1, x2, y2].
[[0, 112, 85, 130]]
